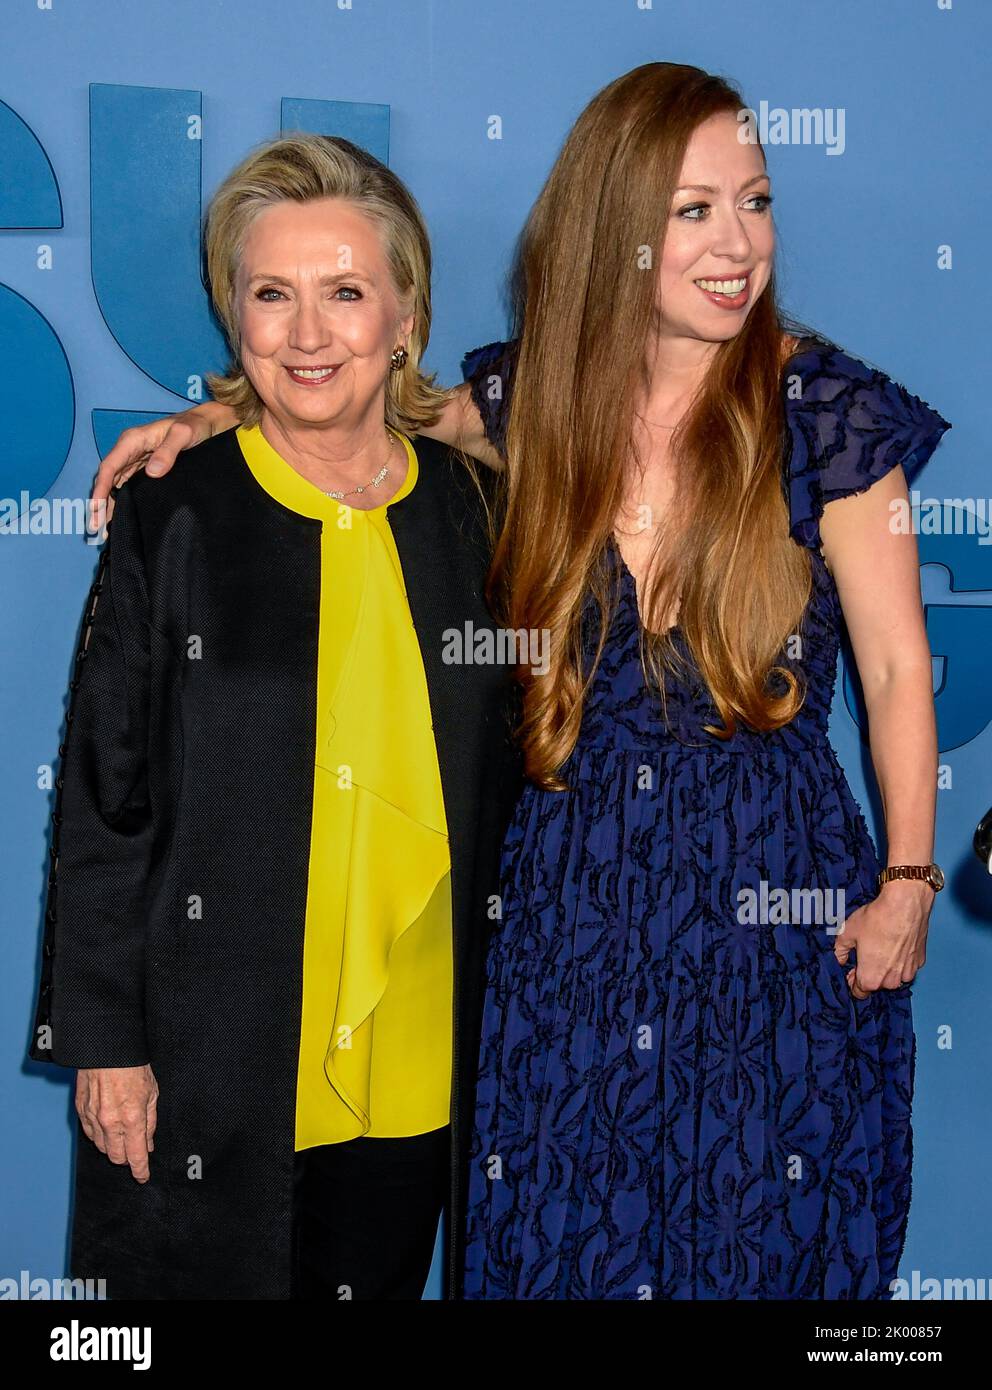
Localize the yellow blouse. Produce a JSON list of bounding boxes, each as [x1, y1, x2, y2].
[[235, 422, 453, 1148]]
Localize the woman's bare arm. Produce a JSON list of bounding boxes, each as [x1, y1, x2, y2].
[[821, 464, 938, 998], [90, 379, 502, 534], [419, 381, 503, 471], [89, 400, 237, 532]]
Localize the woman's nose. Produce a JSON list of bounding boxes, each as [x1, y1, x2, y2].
[[709, 211, 753, 261], [287, 298, 330, 351]]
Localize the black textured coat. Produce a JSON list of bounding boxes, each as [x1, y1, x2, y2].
[[29, 427, 521, 1299]]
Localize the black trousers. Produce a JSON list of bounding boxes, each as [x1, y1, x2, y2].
[[290, 1125, 450, 1300]]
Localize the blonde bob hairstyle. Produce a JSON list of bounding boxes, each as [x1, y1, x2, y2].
[[203, 131, 451, 432]]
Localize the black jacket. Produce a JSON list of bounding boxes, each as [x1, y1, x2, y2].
[[28, 426, 522, 1299]]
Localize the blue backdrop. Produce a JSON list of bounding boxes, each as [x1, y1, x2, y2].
[[3, 0, 989, 1300]]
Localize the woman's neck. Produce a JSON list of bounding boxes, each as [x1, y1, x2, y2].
[[635, 329, 717, 424], [258, 407, 398, 498]]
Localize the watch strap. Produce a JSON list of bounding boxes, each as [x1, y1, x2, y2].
[[877, 864, 942, 891]]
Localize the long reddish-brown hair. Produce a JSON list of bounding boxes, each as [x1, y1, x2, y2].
[[487, 62, 813, 790]]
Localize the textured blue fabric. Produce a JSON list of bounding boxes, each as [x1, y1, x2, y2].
[[784, 342, 952, 551], [461, 337, 519, 460], [461, 336, 950, 1299]]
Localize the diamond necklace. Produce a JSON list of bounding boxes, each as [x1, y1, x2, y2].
[[323, 428, 397, 500]]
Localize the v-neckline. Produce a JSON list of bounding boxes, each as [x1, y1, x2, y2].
[[609, 537, 683, 640]]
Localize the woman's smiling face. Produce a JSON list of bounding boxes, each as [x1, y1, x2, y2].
[[236, 196, 413, 430], [655, 110, 775, 346]]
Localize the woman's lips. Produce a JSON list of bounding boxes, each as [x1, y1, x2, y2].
[[693, 275, 750, 310], [284, 364, 341, 386]]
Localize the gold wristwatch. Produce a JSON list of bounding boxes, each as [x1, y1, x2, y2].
[[877, 863, 945, 892]]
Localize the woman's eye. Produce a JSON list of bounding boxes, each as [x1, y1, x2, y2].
[[253, 286, 362, 302], [675, 194, 773, 221]]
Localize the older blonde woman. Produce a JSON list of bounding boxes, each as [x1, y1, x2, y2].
[[30, 133, 519, 1300]]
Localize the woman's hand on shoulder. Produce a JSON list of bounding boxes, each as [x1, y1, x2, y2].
[[75, 1064, 159, 1183], [89, 400, 238, 532]]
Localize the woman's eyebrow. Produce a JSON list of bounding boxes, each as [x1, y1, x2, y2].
[[675, 173, 771, 195], [246, 271, 374, 286]]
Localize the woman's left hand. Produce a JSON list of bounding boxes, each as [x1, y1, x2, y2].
[[834, 879, 933, 999]]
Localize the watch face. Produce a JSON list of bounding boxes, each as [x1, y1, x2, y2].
[[928, 864, 945, 891]]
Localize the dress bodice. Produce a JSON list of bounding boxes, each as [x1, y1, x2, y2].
[[462, 334, 951, 757]]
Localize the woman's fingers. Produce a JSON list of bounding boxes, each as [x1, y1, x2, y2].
[[88, 406, 228, 535], [833, 936, 853, 966], [77, 1080, 109, 1153], [833, 901, 922, 996], [145, 401, 235, 474], [88, 424, 165, 535], [846, 966, 872, 1000], [75, 1066, 155, 1182], [145, 1074, 158, 1151], [846, 956, 918, 998], [146, 416, 200, 476], [74, 1070, 98, 1145], [91, 420, 172, 504], [108, 1112, 152, 1183]]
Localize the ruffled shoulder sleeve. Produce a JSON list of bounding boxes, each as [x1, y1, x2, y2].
[[460, 337, 519, 460], [783, 340, 951, 549]]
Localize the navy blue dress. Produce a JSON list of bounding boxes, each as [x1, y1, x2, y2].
[[458, 335, 950, 1300]]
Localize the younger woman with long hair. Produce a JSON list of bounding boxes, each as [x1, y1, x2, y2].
[[459, 63, 947, 1299]]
